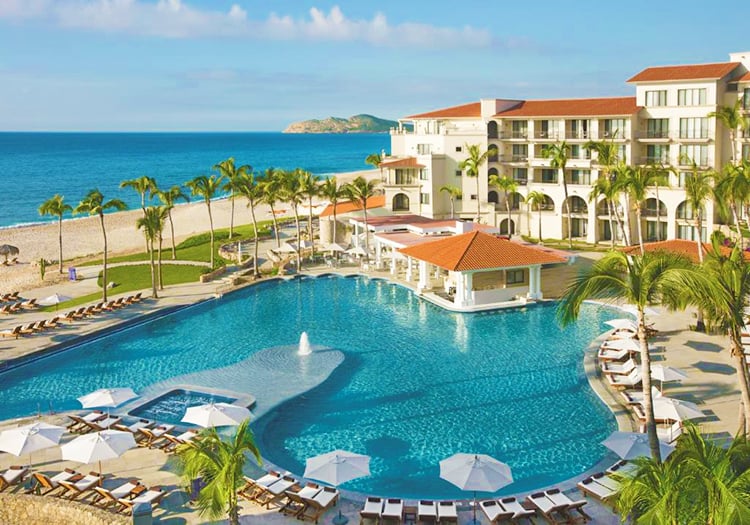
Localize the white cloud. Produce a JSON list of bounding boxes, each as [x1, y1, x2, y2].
[[0, 1, 492, 48]]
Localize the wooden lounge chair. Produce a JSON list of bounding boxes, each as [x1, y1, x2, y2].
[[28, 469, 80, 496], [480, 500, 514, 524], [437, 501, 458, 525], [58, 471, 103, 500], [380, 498, 404, 525], [526, 492, 570, 525], [0, 325, 23, 338], [254, 475, 297, 508], [81, 415, 122, 433], [577, 473, 620, 504], [417, 500, 438, 525], [544, 488, 591, 523], [238, 470, 283, 500], [0, 465, 29, 493], [138, 424, 175, 448], [360, 496, 383, 525], [117, 486, 167, 514], [0, 304, 13, 314], [113, 419, 155, 443], [606, 368, 642, 389], [299, 486, 339, 523], [279, 483, 320, 517], [161, 429, 200, 452], [126, 292, 143, 304], [606, 460, 638, 477], [92, 480, 143, 508], [497, 497, 535, 523], [61, 310, 78, 322], [66, 411, 106, 432], [20, 298, 38, 309], [601, 358, 637, 375], [42, 316, 61, 329]]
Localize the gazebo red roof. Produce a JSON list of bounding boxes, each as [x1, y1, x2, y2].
[[319, 195, 385, 218], [620, 239, 750, 263], [398, 231, 567, 271]]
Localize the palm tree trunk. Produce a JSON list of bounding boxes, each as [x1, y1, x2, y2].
[[293, 205, 302, 271], [249, 200, 260, 277], [58, 215, 64, 273], [207, 201, 215, 268], [731, 334, 750, 437], [655, 185, 662, 241], [269, 203, 280, 248], [506, 192, 512, 238], [636, 208, 645, 255], [141, 195, 149, 254], [612, 198, 630, 246], [475, 176, 481, 223], [100, 213, 108, 302], [157, 233, 164, 291], [538, 208, 543, 244], [608, 202, 615, 248], [561, 170, 572, 248], [363, 204, 370, 262], [168, 209, 177, 259], [332, 204, 339, 262], [149, 238, 157, 298], [638, 313, 661, 462], [229, 194, 235, 238], [308, 196, 315, 260], [450, 198, 455, 219]]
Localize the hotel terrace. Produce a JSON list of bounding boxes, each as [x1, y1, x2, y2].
[[383, 51, 750, 245]]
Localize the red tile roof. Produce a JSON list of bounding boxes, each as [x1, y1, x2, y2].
[[736, 71, 750, 82], [398, 231, 567, 271], [494, 97, 639, 118], [405, 102, 481, 119], [620, 239, 750, 263], [379, 157, 425, 169], [627, 62, 741, 83], [319, 195, 385, 218]]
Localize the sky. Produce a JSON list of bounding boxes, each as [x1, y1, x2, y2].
[[0, 0, 748, 131]]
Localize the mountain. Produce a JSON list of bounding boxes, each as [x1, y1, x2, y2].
[[283, 114, 398, 134]]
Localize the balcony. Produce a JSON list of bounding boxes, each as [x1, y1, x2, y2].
[[497, 130, 529, 140], [565, 130, 590, 140], [637, 130, 672, 141], [641, 156, 670, 165], [598, 130, 627, 140], [512, 177, 528, 186], [534, 130, 560, 140], [642, 209, 668, 218], [498, 154, 528, 163]]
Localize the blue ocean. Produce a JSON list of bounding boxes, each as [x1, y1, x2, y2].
[[0, 132, 390, 229]]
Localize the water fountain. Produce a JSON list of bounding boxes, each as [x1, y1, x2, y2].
[[298, 331, 312, 356]]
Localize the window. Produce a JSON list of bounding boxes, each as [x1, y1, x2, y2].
[[645, 90, 667, 107], [419, 169, 428, 180], [679, 144, 708, 166], [646, 119, 669, 138], [646, 145, 670, 164], [511, 120, 527, 139], [569, 170, 591, 185], [678, 171, 689, 188], [512, 168, 528, 183], [420, 192, 430, 205], [540, 169, 557, 183], [677, 88, 707, 106], [394, 170, 412, 185], [603, 119, 626, 138], [455, 170, 462, 177], [417, 144, 431, 155], [569, 119, 590, 139], [744, 89, 750, 110], [488, 145, 499, 162], [511, 144, 528, 161], [616, 145, 627, 163], [455, 146, 462, 152], [570, 145, 590, 160], [470, 194, 477, 200], [506, 269, 525, 285], [743, 144, 750, 161], [679, 117, 709, 139]]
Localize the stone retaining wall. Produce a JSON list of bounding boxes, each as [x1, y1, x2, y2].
[[0, 493, 130, 525], [199, 266, 226, 283]]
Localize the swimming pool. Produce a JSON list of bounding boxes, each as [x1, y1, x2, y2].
[[0, 275, 618, 498], [130, 389, 237, 427]]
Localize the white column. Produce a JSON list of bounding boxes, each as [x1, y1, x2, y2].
[[405, 257, 413, 282], [375, 240, 383, 267], [464, 273, 474, 307], [455, 272, 466, 306], [353, 223, 360, 247], [390, 250, 397, 275], [528, 265, 543, 300], [418, 261, 429, 291]]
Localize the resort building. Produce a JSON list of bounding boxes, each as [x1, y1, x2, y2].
[[384, 51, 750, 245]]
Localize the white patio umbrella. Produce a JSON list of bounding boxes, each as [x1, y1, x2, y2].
[[77, 388, 138, 410], [652, 397, 704, 422], [651, 365, 688, 393], [37, 293, 73, 310], [299, 240, 314, 249], [601, 338, 641, 352], [324, 243, 348, 253], [605, 319, 637, 332], [182, 403, 251, 428], [0, 422, 65, 466], [439, 453, 513, 525], [61, 429, 136, 474], [602, 431, 675, 460], [346, 246, 368, 257], [277, 242, 299, 254], [621, 304, 659, 317], [304, 450, 371, 525]]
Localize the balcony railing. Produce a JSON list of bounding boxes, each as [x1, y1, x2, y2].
[[640, 130, 671, 139], [533, 176, 558, 184], [566, 130, 590, 140], [567, 175, 592, 185], [679, 130, 710, 139], [512, 177, 528, 186], [499, 130, 529, 139], [642, 156, 670, 165], [534, 130, 560, 140], [642, 209, 668, 217]]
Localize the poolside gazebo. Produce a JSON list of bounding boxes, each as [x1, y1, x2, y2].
[[398, 231, 567, 309]]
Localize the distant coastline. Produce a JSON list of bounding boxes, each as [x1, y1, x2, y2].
[[284, 114, 398, 134]]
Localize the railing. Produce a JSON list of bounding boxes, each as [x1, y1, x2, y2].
[[511, 154, 528, 162], [642, 156, 670, 165], [679, 130, 710, 139], [599, 130, 626, 139], [639, 130, 671, 139], [534, 131, 560, 139], [533, 177, 558, 184], [567, 176, 592, 185], [642, 209, 668, 217], [513, 178, 528, 186], [566, 130, 590, 139], [498, 131, 528, 139]]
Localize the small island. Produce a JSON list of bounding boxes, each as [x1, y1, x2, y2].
[[283, 114, 398, 133]]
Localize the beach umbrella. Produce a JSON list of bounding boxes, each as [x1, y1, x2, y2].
[[0, 422, 65, 466], [0, 244, 19, 262], [277, 242, 298, 254], [324, 243, 348, 253], [38, 293, 73, 310], [182, 402, 251, 428], [604, 319, 637, 332], [61, 429, 136, 474], [305, 449, 371, 525], [651, 365, 688, 393], [299, 240, 314, 249], [652, 397, 704, 422], [346, 246, 368, 257], [621, 304, 659, 318], [78, 388, 138, 410], [602, 431, 675, 460], [601, 338, 640, 352], [439, 453, 513, 525]]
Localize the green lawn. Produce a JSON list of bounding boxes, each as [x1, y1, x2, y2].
[[40, 264, 206, 312]]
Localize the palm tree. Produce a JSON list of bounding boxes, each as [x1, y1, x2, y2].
[[299, 169, 321, 259], [120, 176, 157, 252], [38, 194, 72, 274], [365, 152, 383, 181], [215, 157, 252, 239], [716, 161, 750, 244], [617, 163, 655, 254], [541, 142, 572, 247], [319, 177, 345, 245], [586, 135, 629, 246], [691, 240, 750, 436], [649, 164, 672, 242], [176, 419, 261, 525], [156, 185, 190, 259], [681, 158, 715, 263], [345, 176, 379, 261], [458, 143, 489, 222], [439, 184, 462, 219], [185, 174, 224, 268], [525, 190, 547, 243], [259, 168, 283, 248], [279, 169, 305, 271], [558, 250, 696, 461], [136, 206, 162, 298], [74, 189, 127, 302], [236, 171, 262, 277], [588, 177, 617, 248], [489, 174, 518, 238], [709, 100, 748, 165]]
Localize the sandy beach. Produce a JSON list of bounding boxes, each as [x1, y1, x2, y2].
[[0, 169, 379, 292]]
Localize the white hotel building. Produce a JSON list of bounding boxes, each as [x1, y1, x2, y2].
[[382, 52, 750, 245]]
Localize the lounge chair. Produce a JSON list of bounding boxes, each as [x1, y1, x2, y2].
[[606, 368, 642, 389], [117, 486, 167, 514], [577, 473, 620, 504], [58, 471, 104, 500], [126, 292, 143, 304], [92, 480, 143, 508], [417, 500, 438, 525], [66, 410, 106, 432], [27, 469, 80, 496], [19, 322, 38, 335], [61, 310, 78, 322], [437, 501, 458, 525], [299, 486, 339, 523], [254, 475, 297, 508], [20, 298, 38, 309], [238, 470, 283, 500], [654, 421, 683, 444], [607, 460, 639, 477], [601, 358, 637, 375], [9, 302, 23, 313], [480, 500, 514, 524], [526, 492, 570, 525], [82, 415, 122, 433], [279, 483, 321, 518], [597, 347, 629, 361], [0, 325, 22, 338], [380, 498, 404, 525], [360, 496, 383, 525], [544, 488, 590, 523], [620, 387, 662, 405], [0, 304, 13, 314], [497, 497, 535, 522], [113, 419, 154, 442], [0, 465, 29, 493], [43, 316, 61, 329], [160, 429, 200, 452], [138, 424, 175, 448]]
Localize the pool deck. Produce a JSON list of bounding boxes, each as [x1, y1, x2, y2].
[[0, 252, 743, 524]]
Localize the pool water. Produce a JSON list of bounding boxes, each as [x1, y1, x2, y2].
[[130, 389, 237, 427], [0, 276, 618, 498]]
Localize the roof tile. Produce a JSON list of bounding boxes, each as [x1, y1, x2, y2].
[[494, 97, 639, 118], [627, 62, 740, 82], [379, 157, 425, 169], [319, 195, 385, 218], [405, 102, 481, 119]]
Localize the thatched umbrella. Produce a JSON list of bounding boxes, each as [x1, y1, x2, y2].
[[0, 244, 19, 263]]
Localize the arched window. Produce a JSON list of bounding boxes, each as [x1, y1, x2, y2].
[[566, 196, 588, 214], [676, 201, 703, 220], [488, 167, 499, 177], [392, 193, 410, 211], [500, 219, 515, 235], [488, 191, 499, 204], [644, 198, 668, 217], [488, 144, 499, 162], [488, 121, 499, 139]]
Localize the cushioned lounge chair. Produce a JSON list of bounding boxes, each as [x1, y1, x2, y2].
[[544, 488, 590, 523], [279, 483, 321, 517], [577, 473, 620, 504], [417, 500, 438, 525], [113, 419, 154, 442], [254, 475, 297, 508], [380, 498, 404, 525], [117, 486, 167, 514], [138, 424, 175, 447], [360, 496, 383, 525], [92, 480, 142, 508], [606, 460, 638, 477], [606, 368, 642, 389], [0, 465, 29, 492], [58, 471, 103, 500], [161, 429, 200, 452], [82, 415, 122, 433], [526, 492, 570, 525], [238, 470, 282, 500], [437, 501, 458, 525], [299, 486, 339, 523], [0, 325, 22, 338], [480, 500, 514, 524], [601, 358, 637, 375], [66, 411, 106, 432], [28, 469, 79, 496], [497, 497, 535, 522]]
